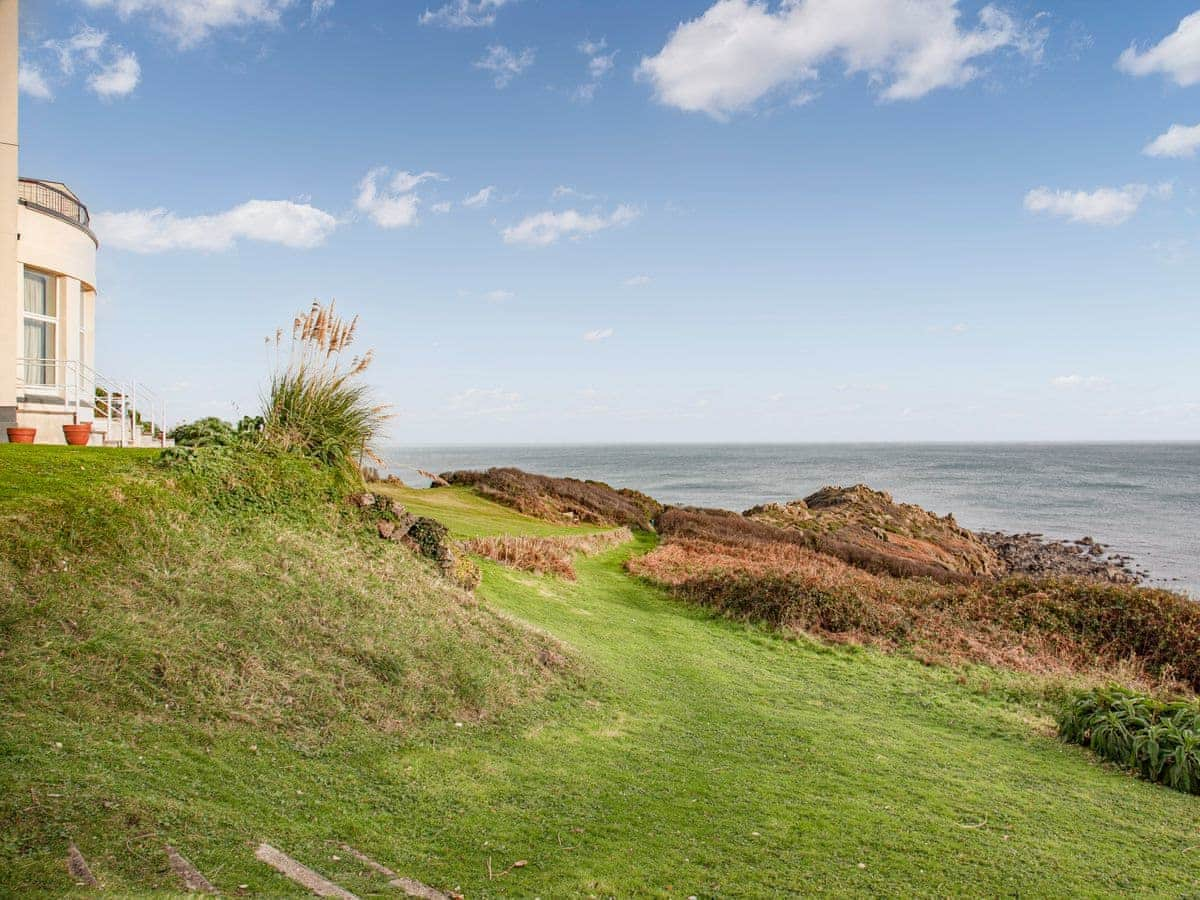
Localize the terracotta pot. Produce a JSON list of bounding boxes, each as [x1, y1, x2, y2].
[[6, 427, 36, 444], [62, 423, 93, 446]]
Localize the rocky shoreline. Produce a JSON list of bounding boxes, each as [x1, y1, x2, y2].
[[976, 531, 1147, 585]]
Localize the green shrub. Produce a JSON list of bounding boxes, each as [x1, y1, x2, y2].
[[261, 301, 389, 478], [168, 416, 239, 448], [1059, 687, 1200, 794]]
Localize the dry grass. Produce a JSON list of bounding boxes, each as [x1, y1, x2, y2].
[[463, 528, 633, 579], [656, 506, 976, 584], [629, 535, 1199, 693], [442, 468, 662, 529]]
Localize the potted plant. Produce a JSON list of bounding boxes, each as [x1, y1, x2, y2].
[[6, 427, 36, 444], [62, 422, 93, 446]]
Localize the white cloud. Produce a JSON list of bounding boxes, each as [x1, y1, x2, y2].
[[79, 0, 296, 48], [1051, 374, 1111, 391], [502, 205, 640, 246], [310, 0, 334, 20], [449, 387, 522, 416], [355, 167, 444, 228], [637, 0, 1045, 119], [624, 274, 651, 287], [463, 185, 496, 208], [431, 201, 453, 214], [551, 185, 596, 201], [1118, 11, 1200, 87], [484, 289, 514, 302], [93, 200, 339, 253], [47, 26, 108, 74], [475, 44, 534, 87], [583, 328, 614, 342], [18, 64, 53, 99], [88, 50, 141, 98], [419, 0, 513, 28], [1144, 123, 1200, 159], [1023, 183, 1172, 226], [32, 26, 140, 99], [575, 37, 616, 102]]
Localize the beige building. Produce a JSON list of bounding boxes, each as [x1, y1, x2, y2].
[[2, 0, 163, 445]]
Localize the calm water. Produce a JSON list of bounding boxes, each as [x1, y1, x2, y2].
[[383, 444, 1200, 595]]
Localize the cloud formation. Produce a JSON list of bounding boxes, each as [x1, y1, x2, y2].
[[18, 64, 53, 99], [1118, 11, 1200, 86], [88, 51, 141, 98], [79, 0, 296, 48], [475, 45, 534, 87], [638, 0, 1045, 119], [25, 26, 140, 99], [93, 200, 339, 252], [1144, 123, 1200, 159], [583, 328, 614, 342], [575, 37, 617, 102], [355, 167, 444, 228], [419, 0, 513, 28], [1051, 374, 1111, 391], [463, 186, 496, 208], [502, 205, 639, 246], [1023, 183, 1172, 226]]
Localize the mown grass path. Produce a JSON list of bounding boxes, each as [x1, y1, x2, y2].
[[375, 489, 1200, 897]]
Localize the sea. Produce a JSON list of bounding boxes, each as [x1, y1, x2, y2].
[[382, 443, 1200, 595]]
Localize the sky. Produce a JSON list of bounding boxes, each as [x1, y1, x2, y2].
[[13, 0, 1200, 443]]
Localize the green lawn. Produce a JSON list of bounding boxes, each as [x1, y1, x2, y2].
[[3, 457, 1199, 896], [382, 484, 609, 538]]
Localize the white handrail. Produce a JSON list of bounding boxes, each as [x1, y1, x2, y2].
[[16, 357, 172, 447]]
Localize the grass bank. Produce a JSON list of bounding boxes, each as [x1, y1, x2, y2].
[[3, 452, 1200, 896]]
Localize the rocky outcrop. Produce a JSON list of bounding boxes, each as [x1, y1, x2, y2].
[[440, 468, 662, 529], [747, 484, 1006, 579], [351, 493, 478, 590], [977, 532, 1143, 584]]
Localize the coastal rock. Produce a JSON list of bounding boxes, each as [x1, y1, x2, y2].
[[976, 531, 1141, 584], [746, 484, 1005, 579]]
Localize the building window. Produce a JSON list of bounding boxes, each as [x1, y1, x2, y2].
[[23, 270, 57, 388]]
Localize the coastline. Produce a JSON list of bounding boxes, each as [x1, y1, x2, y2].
[[383, 442, 1199, 595]]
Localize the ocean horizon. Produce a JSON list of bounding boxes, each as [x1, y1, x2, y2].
[[384, 442, 1200, 595]]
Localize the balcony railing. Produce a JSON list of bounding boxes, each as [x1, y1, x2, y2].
[[17, 178, 97, 242]]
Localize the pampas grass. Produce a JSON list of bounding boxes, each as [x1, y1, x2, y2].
[[261, 301, 390, 477]]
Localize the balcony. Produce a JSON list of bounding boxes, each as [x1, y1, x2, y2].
[[17, 177, 97, 243]]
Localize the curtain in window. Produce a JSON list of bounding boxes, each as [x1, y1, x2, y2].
[[23, 271, 51, 316]]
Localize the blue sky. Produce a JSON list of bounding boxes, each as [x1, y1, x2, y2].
[[15, 0, 1200, 442]]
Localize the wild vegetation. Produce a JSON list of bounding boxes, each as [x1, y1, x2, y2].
[[1060, 687, 1200, 794], [633, 507, 1200, 692], [262, 301, 390, 475], [463, 528, 633, 579], [440, 467, 662, 529]]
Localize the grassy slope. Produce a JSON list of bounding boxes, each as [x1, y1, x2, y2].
[[3, 454, 1200, 896]]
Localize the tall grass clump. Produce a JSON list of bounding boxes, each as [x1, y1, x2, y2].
[[262, 301, 389, 478], [1059, 687, 1200, 794]]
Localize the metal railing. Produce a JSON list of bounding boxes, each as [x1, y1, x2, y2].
[[17, 178, 97, 241], [17, 358, 169, 448]]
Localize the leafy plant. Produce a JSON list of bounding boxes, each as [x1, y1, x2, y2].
[[261, 301, 390, 478], [1058, 687, 1200, 794]]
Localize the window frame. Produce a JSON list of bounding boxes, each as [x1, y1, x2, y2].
[[22, 269, 59, 392]]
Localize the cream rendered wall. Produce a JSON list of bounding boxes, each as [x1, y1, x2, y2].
[[17, 206, 98, 288], [1, 0, 18, 417]]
